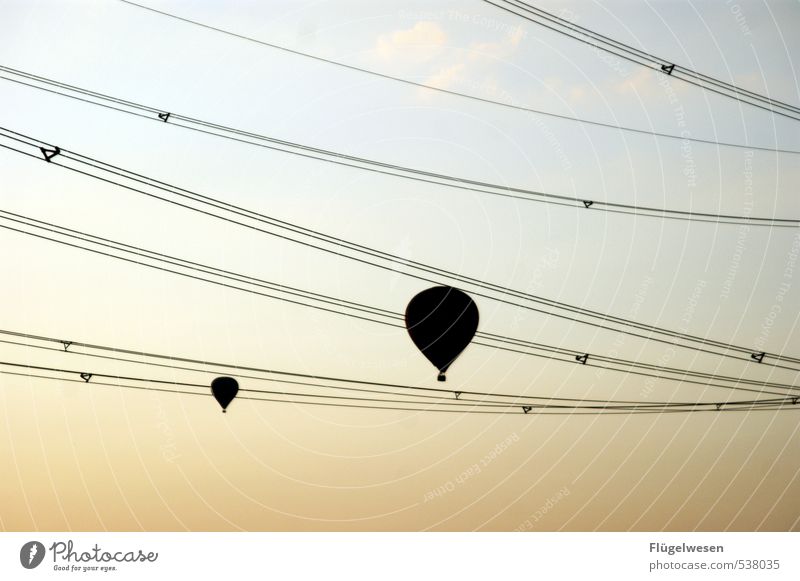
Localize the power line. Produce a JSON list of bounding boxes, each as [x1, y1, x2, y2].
[[0, 361, 795, 415], [1, 209, 797, 398], [0, 336, 679, 407], [108, 0, 800, 154], [503, 0, 800, 114], [1, 330, 794, 408], [5, 367, 795, 416], [485, 0, 800, 121], [0, 359, 520, 409], [3, 65, 798, 224], [5, 207, 796, 392], [2, 127, 799, 372]]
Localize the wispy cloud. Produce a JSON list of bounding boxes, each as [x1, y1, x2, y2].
[[372, 20, 543, 105], [424, 62, 466, 90], [375, 21, 447, 63]]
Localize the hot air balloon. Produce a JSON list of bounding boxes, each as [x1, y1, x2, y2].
[[405, 286, 479, 381], [211, 376, 239, 413]]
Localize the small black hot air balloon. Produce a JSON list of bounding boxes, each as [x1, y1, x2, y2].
[[405, 286, 479, 381], [211, 376, 239, 413]]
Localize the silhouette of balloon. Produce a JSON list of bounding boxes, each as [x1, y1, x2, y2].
[[405, 286, 479, 381], [211, 376, 239, 413]]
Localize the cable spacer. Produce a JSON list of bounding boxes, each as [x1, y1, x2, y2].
[[40, 146, 60, 162]]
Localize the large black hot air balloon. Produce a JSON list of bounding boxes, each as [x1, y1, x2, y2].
[[211, 376, 239, 413], [405, 286, 479, 381]]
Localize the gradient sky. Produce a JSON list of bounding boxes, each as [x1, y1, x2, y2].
[[0, 0, 798, 531]]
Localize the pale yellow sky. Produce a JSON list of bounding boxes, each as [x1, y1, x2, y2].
[[0, 0, 798, 531]]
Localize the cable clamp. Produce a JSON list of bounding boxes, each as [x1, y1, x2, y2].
[[750, 351, 766, 363], [521, 405, 532, 414], [582, 200, 594, 208], [40, 146, 60, 162], [80, 372, 92, 382], [661, 63, 675, 75], [575, 353, 589, 365], [61, 341, 72, 352]]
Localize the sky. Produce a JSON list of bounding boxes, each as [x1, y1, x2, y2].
[[0, 0, 798, 531]]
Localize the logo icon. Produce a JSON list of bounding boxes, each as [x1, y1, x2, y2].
[[20, 541, 46, 569]]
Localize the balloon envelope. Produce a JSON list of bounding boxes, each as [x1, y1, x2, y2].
[[405, 286, 479, 381], [211, 376, 239, 413]]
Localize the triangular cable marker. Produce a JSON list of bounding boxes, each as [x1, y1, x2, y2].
[[158, 112, 171, 122], [80, 372, 92, 383], [575, 353, 589, 365], [750, 351, 766, 363], [715, 403, 722, 411], [454, 391, 462, 400], [582, 200, 593, 208], [661, 63, 675, 75], [39, 146, 60, 162], [792, 398, 798, 406], [61, 341, 72, 352], [521, 406, 532, 414]]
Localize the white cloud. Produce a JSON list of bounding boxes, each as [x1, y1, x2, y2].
[[423, 62, 466, 90], [373, 20, 531, 104], [375, 21, 447, 63]]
